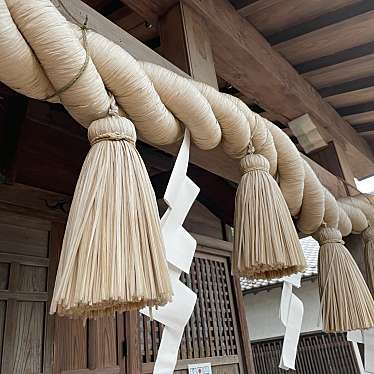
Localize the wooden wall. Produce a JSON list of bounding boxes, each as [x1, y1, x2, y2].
[[0, 209, 62, 374]]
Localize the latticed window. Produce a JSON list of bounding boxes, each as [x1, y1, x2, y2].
[[140, 255, 240, 363]]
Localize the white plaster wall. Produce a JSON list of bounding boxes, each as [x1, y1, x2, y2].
[[244, 279, 322, 341]]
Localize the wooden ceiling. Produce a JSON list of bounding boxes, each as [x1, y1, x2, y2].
[[82, 0, 374, 154], [230, 0, 374, 149]]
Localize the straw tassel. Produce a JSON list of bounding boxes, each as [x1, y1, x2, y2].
[[233, 150, 306, 279], [50, 114, 172, 318], [362, 226, 374, 297], [314, 226, 374, 332]]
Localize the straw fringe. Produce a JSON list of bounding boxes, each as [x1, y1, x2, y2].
[[51, 115, 172, 318], [314, 226, 374, 333], [233, 153, 306, 279]]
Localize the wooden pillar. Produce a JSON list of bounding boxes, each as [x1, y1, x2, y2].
[[125, 311, 142, 373], [160, 4, 255, 373], [160, 2, 218, 88]]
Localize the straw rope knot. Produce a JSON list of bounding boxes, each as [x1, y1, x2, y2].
[[362, 226, 374, 243], [88, 115, 137, 146], [240, 153, 270, 174], [314, 227, 344, 246]]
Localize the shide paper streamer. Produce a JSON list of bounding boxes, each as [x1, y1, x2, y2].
[[141, 129, 199, 374], [279, 273, 304, 370], [347, 328, 374, 374]]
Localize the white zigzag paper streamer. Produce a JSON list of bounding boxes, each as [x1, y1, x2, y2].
[[347, 328, 374, 374], [141, 129, 199, 374], [279, 273, 304, 371]]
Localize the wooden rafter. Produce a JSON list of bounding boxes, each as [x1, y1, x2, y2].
[[237, 0, 360, 35]]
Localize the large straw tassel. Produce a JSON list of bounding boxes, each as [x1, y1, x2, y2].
[[362, 226, 374, 297], [314, 226, 374, 332], [50, 114, 172, 318], [233, 151, 306, 279]]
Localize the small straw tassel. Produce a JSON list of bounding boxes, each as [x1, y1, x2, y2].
[[233, 151, 306, 279], [362, 226, 374, 297], [50, 114, 173, 318], [314, 226, 374, 333]]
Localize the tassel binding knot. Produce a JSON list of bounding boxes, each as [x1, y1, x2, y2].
[[88, 115, 136, 146]]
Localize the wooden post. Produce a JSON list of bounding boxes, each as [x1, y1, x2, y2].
[[160, 3, 255, 373], [223, 224, 256, 374], [160, 2, 218, 88], [125, 311, 142, 373]]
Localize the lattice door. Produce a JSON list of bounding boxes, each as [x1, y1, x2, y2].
[[140, 251, 241, 373]]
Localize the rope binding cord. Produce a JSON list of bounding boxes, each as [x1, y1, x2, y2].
[[45, 7, 89, 101]]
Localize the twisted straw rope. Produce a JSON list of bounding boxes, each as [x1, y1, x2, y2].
[[0, 0, 373, 237]]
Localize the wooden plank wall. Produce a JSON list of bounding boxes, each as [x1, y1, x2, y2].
[[0, 209, 61, 374]]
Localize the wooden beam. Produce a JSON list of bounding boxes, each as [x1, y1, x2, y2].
[[303, 53, 374, 89], [337, 101, 374, 116], [296, 40, 374, 74], [267, 1, 374, 45], [182, 0, 374, 178], [319, 75, 374, 98], [274, 11, 374, 65], [344, 111, 374, 126], [0, 183, 69, 222], [237, 0, 360, 36], [119, 0, 177, 25], [325, 87, 374, 109], [266, 1, 374, 45], [353, 122, 374, 134]]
